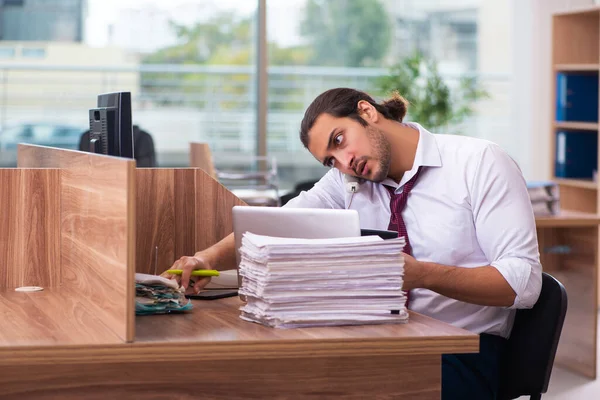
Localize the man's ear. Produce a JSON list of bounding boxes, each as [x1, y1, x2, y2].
[[357, 100, 379, 123]]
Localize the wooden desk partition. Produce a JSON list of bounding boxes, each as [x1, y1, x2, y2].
[[2, 145, 246, 346], [12, 144, 136, 344], [0, 168, 60, 289], [135, 168, 245, 274]]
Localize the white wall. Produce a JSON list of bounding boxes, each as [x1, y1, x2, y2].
[[479, 0, 512, 75]]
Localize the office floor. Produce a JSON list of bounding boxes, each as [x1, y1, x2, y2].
[[539, 366, 600, 399], [521, 313, 600, 399]]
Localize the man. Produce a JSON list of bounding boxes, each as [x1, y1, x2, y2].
[[168, 88, 542, 399]]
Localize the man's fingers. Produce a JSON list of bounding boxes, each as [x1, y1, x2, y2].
[[193, 277, 211, 293], [163, 260, 181, 284], [181, 259, 192, 290]]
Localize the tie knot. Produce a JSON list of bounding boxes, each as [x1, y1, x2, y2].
[[383, 167, 423, 198]]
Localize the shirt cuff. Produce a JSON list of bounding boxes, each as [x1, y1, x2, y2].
[[490, 257, 538, 309]]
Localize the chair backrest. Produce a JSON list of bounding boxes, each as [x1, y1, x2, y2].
[[79, 125, 157, 167], [498, 272, 568, 400], [190, 142, 281, 206], [189, 142, 217, 178]]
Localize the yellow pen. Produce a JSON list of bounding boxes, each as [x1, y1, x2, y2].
[[167, 269, 220, 277]]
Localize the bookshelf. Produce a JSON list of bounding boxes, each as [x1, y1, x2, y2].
[[551, 8, 600, 213], [544, 6, 600, 379]]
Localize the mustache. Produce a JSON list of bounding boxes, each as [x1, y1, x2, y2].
[[351, 157, 369, 175]]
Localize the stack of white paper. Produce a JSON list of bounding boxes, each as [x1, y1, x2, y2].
[[238, 232, 408, 328]]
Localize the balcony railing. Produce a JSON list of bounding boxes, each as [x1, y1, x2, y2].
[[0, 64, 511, 179]]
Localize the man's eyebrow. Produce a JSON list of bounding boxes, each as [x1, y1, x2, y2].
[[326, 128, 337, 151], [321, 128, 337, 166]]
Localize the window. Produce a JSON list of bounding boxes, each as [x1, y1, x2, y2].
[[21, 47, 46, 58], [0, 47, 16, 58], [0, 0, 518, 182], [3, 0, 25, 7], [0, 0, 258, 169], [266, 0, 517, 187]]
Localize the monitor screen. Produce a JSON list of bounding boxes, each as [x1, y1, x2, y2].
[[87, 91, 134, 158]]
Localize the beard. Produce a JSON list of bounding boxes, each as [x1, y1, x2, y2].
[[364, 125, 391, 183]]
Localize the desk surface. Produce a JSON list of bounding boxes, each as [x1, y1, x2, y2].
[[134, 297, 478, 358], [0, 298, 478, 399], [0, 288, 122, 347], [0, 297, 478, 366]]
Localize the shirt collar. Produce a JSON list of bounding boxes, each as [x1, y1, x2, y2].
[[380, 122, 442, 189]]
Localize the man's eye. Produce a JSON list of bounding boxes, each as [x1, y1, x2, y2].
[[334, 134, 343, 145]]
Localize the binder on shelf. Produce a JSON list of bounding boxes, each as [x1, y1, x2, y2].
[[554, 130, 598, 179], [556, 72, 599, 122]]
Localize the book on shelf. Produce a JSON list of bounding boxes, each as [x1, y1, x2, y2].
[[556, 72, 599, 122], [555, 130, 598, 179]]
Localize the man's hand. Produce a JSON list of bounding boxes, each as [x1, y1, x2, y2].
[[401, 252, 427, 291], [162, 253, 214, 294]]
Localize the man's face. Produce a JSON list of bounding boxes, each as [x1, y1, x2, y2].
[[307, 113, 391, 182]]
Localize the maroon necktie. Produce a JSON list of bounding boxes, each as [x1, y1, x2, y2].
[[384, 167, 422, 307]]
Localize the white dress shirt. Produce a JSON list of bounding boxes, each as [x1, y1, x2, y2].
[[285, 122, 542, 338]]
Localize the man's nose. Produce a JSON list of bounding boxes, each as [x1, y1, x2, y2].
[[337, 151, 354, 173]]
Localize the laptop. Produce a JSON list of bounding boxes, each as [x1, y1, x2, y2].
[[205, 206, 361, 292]]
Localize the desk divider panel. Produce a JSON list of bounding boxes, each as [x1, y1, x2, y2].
[[136, 168, 196, 274], [0, 168, 60, 289], [17, 144, 136, 343], [195, 168, 246, 251], [135, 168, 245, 275], [4, 150, 243, 345]]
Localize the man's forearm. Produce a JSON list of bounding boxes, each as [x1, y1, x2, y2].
[[419, 262, 516, 307], [196, 233, 237, 271]]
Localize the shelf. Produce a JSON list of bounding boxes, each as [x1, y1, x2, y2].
[[555, 178, 598, 189], [554, 122, 599, 130], [554, 64, 600, 71], [536, 210, 600, 228], [553, 5, 600, 17]]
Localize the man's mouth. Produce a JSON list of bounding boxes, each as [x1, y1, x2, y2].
[[356, 160, 367, 177]]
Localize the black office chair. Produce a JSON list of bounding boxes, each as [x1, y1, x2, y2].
[[79, 125, 157, 167], [498, 272, 568, 400]]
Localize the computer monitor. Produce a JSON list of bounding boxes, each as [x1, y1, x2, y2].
[[87, 91, 134, 158]]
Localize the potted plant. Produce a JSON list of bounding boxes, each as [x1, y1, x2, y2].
[[375, 50, 489, 133]]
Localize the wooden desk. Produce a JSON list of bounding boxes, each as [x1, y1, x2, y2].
[[0, 145, 476, 398], [0, 298, 478, 399], [535, 211, 600, 379]]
